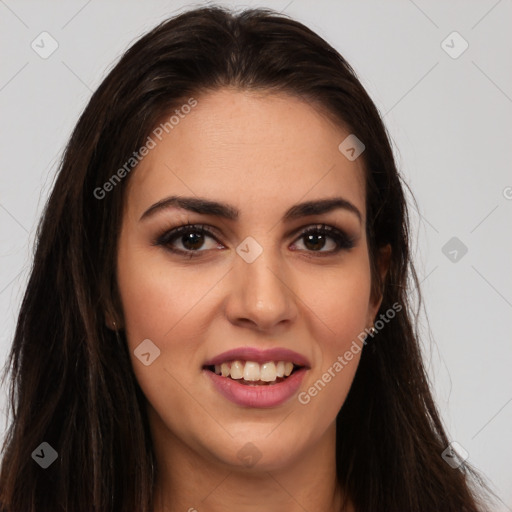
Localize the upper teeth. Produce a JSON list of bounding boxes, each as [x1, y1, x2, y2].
[[213, 361, 295, 382]]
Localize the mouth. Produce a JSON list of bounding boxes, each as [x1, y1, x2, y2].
[[203, 360, 305, 386], [202, 347, 310, 408]]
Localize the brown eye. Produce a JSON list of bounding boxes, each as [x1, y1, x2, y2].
[[179, 231, 207, 251], [155, 224, 223, 257], [292, 224, 355, 254], [302, 232, 334, 251]]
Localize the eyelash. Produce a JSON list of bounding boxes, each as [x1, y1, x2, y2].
[[153, 223, 355, 259]]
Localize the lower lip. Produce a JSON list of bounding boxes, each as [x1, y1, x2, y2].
[[204, 368, 307, 408]]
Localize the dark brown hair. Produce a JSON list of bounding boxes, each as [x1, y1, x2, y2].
[[0, 5, 493, 511]]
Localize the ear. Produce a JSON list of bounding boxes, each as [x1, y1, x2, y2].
[[368, 244, 392, 323]]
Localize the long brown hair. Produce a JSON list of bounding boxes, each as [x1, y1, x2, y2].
[[0, 5, 493, 511]]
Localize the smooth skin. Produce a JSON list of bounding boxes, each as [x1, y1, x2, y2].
[[112, 88, 390, 512]]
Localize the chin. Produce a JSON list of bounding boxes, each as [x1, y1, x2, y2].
[[205, 433, 306, 472]]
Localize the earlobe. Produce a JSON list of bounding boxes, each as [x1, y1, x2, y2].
[[105, 314, 116, 331], [104, 309, 122, 331]]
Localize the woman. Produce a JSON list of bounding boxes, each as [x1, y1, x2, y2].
[[0, 5, 492, 511]]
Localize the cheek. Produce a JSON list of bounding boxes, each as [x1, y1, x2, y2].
[[299, 253, 373, 342], [294, 255, 372, 422], [117, 263, 185, 346], [115, 237, 219, 397], [117, 235, 213, 346], [116, 245, 220, 440]]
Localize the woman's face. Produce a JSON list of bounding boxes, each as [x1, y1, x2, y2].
[[116, 88, 384, 471]]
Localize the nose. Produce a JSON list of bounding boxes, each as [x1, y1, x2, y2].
[[224, 244, 298, 333]]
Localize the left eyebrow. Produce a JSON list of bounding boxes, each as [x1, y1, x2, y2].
[[139, 195, 362, 224]]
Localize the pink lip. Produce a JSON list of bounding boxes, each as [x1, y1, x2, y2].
[[203, 347, 311, 368], [204, 367, 308, 408]]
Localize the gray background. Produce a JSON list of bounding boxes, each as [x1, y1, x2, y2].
[[1, 0, 511, 509]]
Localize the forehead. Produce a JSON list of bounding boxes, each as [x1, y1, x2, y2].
[[125, 88, 366, 222]]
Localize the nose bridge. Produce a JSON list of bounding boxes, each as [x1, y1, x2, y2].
[[227, 236, 296, 330]]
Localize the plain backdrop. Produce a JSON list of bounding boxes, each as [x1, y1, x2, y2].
[[1, 0, 511, 509]]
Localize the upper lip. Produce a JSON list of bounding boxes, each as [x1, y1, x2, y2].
[[203, 347, 311, 368]]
